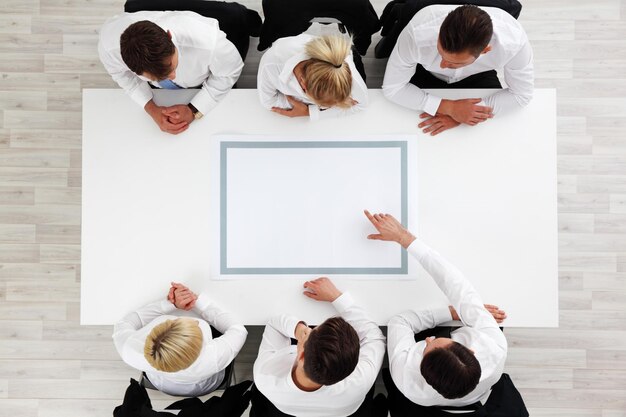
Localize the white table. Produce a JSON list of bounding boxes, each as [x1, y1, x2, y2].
[[82, 88, 557, 327]]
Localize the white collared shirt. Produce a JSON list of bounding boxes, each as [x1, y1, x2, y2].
[[387, 239, 508, 407], [257, 33, 369, 121], [112, 294, 248, 397], [253, 293, 386, 417], [98, 11, 243, 115], [382, 5, 533, 116]]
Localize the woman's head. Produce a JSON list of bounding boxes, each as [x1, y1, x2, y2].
[[301, 35, 354, 109], [144, 318, 202, 372]]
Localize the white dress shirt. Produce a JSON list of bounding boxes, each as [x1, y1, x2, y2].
[[98, 11, 243, 115], [112, 293, 248, 397], [253, 293, 386, 417], [257, 33, 369, 121], [382, 5, 533, 116], [387, 239, 508, 407]]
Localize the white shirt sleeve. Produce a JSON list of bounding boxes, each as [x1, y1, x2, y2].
[[112, 299, 177, 357], [481, 40, 534, 115], [382, 27, 442, 116], [97, 38, 154, 109], [257, 60, 291, 111], [257, 314, 302, 359], [333, 292, 386, 390], [308, 60, 369, 121], [192, 293, 248, 373], [406, 239, 506, 350], [189, 34, 243, 115]]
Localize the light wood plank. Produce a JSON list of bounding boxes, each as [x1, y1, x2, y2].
[[5, 281, 79, 302], [62, 34, 98, 55], [559, 252, 617, 272], [0, 35, 62, 54], [44, 54, 104, 74], [0, 149, 70, 168], [10, 129, 81, 149], [42, 322, 111, 341], [0, 340, 118, 360], [0, 224, 35, 243], [0, 168, 67, 187], [0, 320, 42, 340], [560, 310, 626, 330], [0, 302, 66, 321], [0, 0, 39, 15], [505, 347, 587, 367], [32, 15, 105, 35], [0, 244, 38, 263], [0, 399, 38, 417], [574, 369, 626, 390], [521, 0, 621, 20], [559, 289, 593, 310], [39, 244, 80, 264], [36, 225, 80, 244], [579, 175, 626, 193], [507, 329, 626, 350], [559, 213, 594, 233], [4, 110, 80, 129], [0, 54, 44, 73], [558, 135, 593, 155], [34, 187, 80, 205], [47, 90, 81, 112], [583, 272, 626, 290], [610, 194, 626, 213], [0, 73, 79, 92], [505, 366, 573, 389], [0, 91, 46, 111], [0, 263, 76, 281], [588, 350, 626, 370], [520, 388, 626, 409], [592, 291, 626, 310], [558, 194, 610, 213], [0, 360, 80, 379], [79, 360, 137, 380]]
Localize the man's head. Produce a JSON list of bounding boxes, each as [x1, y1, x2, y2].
[[144, 318, 202, 372], [420, 337, 481, 399], [437, 5, 493, 69], [298, 317, 360, 385], [120, 20, 178, 81]]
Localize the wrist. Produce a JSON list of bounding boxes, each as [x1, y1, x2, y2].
[[437, 99, 453, 116], [398, 231, 416, 249]]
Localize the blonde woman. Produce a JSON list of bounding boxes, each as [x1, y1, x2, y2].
[[258, 34, 368, 120], [112, 282, 247, 396]]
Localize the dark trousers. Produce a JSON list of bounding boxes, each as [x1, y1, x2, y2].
[[409, 64, 502, 89], [250, 385, 381, 417]]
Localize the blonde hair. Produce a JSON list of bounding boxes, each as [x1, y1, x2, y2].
[[303, 35, 354, 109], [144, 318, 203, 372]]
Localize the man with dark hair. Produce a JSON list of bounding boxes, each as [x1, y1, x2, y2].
[[252, 277, 385, 416], [364, 210, 507, 408], [98, 11, 243, 134], [382, 4, 533, 136]]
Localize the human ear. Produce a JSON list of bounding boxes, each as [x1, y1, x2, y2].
[[481, 45, 492, 55]]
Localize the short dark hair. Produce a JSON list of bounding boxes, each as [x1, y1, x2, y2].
[[120, 20, 175, 79], [303, 317, 360, 385], [420, 341, 481, 399], [438, 5, 493, 57]]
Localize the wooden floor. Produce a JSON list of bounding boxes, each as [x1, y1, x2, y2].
[[1, 0, 625, 415]]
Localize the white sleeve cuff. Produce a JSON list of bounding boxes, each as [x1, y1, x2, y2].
[[159, 299, 178, 314], [193, 293, 212, 312], [130, 82, 153, 109], [433, 306, 454, 325], [332, 292, 355, 313], [308, 104, 320, 121], [406, 238, 431, 260], [423, 93, 442, 117]]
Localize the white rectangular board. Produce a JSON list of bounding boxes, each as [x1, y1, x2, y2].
[[211, 136, 417, 279]]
